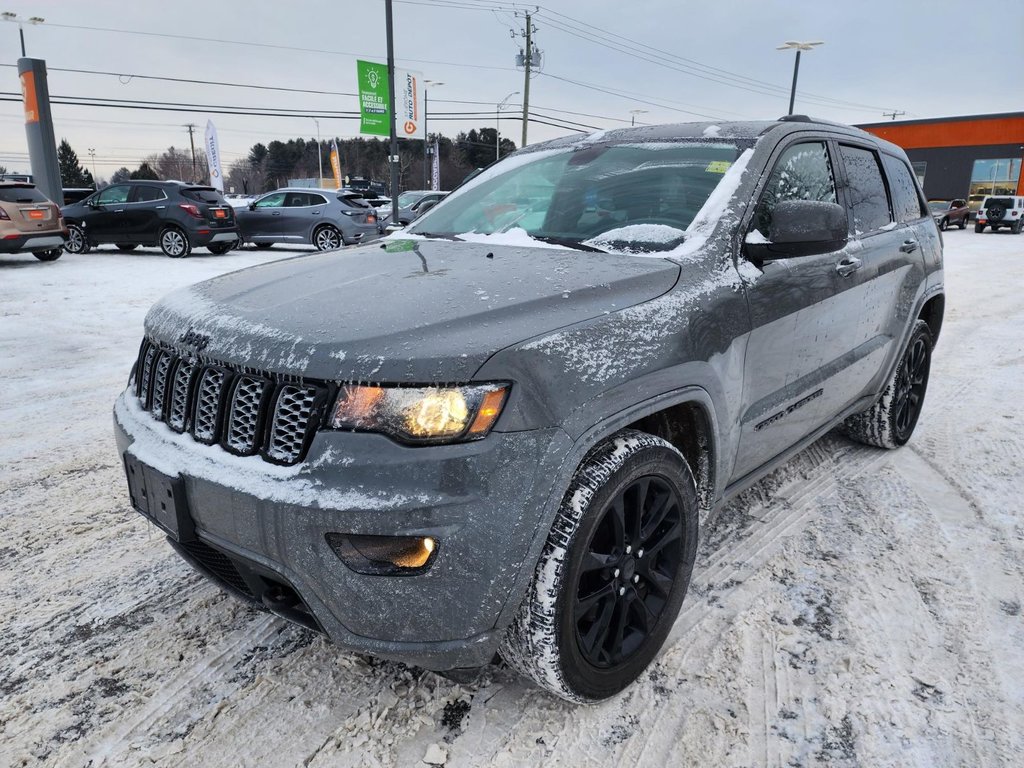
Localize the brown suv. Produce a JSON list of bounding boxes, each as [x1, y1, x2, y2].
[[0, 181, 66, 261], [927, 198, 969, 230]]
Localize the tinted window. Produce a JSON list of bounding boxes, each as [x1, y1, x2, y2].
[[181, 187, 223, 204], [881, 154, 924, 224], [96, 185, 131, 205], [0, 186, 48, 203], [254, 192, 286, 209], [132, 185, 166, 203], [839, 145, 891, 234], [755, 141, 837, 236]]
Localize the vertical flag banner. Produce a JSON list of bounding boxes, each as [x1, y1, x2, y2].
[[329, 140, 342, 189], [396, 68, 424, 139], [204, 120, 224, 192], [357, 60, 390, 137], [431, 139, 440, 191]]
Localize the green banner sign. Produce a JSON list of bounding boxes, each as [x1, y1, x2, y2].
[[357, 59, 390, 137]]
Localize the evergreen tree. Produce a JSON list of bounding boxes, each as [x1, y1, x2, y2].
[[57, 139, 92, 187], [130, 162, 159, 180], [110, 167, 131, 184]]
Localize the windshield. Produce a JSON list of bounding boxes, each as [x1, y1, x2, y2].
[[408, 141, 742, 253], [927, 201, 949, 212], [397, 191, 429, 207]]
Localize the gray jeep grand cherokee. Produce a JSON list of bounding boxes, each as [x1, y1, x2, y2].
[[114, 116, 944, 702]]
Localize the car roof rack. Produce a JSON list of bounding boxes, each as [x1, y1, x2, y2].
[[778, 114, 813, 122]]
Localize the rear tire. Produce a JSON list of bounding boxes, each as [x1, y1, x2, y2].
[[975, 223, 985, 233], [958, 216, 967, 230], [255, 242, 274, 250], [1012, 221, 1022, 235], [939, 217, 948, 231], [313, 225, 342, 251], [33, 248, 62, 261], [840, 320, 933, 449], [159, 227, 191, 258], [499, 429, 699, 702], [115, 243, 138, 252], [64, 224, 89, 254]]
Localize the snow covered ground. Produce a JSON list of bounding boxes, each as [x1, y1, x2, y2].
[[1, 231, 1022, 767]]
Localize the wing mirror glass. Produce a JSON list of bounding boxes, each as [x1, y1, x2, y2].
[[747, 199, 848, 260]]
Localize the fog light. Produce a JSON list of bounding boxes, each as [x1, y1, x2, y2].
[[326, 533, 439, 576]]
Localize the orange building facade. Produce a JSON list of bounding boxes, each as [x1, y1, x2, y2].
[[858, 112, 1024, 211]]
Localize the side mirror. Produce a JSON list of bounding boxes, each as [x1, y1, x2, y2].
[[248, 201, 257, 211], [87, 198, 101, 208], [414, 199, 439, 218], [747, 199, 848, 260]]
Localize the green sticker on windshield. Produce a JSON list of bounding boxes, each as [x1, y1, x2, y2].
[[384, 239, 417, 253], [705, 160, 732, 174]]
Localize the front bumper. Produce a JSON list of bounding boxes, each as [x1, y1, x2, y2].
[[113, 391, 570, 669]]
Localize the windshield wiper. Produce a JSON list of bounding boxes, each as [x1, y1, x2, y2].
[[409, 232, 464, 241], [530, 235, 606, 252]]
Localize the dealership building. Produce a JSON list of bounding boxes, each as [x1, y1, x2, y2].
[[857, 112, 1024, 212]]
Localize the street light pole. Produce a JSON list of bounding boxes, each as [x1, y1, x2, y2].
[[423, 80, 443, 190], [87, 148, 97, 186], [2, 13, 45, 56], [497, 90, 519, 161], [384, 0, 400, 202], [629, 109, 648, 126], [777, 41, 823, 115], [313, 118, 323, 185]]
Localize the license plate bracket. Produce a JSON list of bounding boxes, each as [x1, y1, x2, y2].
[[123, 453, 196, 542]]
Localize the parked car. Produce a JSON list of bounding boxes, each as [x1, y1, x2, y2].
[[975, 195, 1024, 233], [114, 116, 943, 703], [967, 193, 987, 219], [62, 181, 239, 257], [62, 188, 95, 206], [0, 180, 65, 261], [385, 190, 450, 227], [234, 188, 378, 250], [927, 198, 969, 230]]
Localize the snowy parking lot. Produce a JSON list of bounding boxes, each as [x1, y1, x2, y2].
[[1, 231, 1022, 767]]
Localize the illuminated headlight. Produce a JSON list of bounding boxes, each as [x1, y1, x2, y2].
[[330, 383, 509, 444]]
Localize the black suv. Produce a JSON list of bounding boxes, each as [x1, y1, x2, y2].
[[62, 181, 239, 258], [114, 117, 944, 702]]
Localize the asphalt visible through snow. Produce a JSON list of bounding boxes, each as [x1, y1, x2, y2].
[[1, 231, 1022, 767]]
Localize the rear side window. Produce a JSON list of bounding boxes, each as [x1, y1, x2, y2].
[[881, 154, 925, 224], [0, 186, 48, 203], [339, 195, 371, 209], [839, 145, 891, 234], [755, 141, 837, 236], [132, 185, 166, 203], [182, 187, 223, 204]]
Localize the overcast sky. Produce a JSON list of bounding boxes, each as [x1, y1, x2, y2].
[[1, 0, 1021, 180]]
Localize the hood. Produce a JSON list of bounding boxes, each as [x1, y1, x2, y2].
[[144, 238, 680, 382]]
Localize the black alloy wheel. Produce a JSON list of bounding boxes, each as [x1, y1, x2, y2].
[[939, 217, 948, 231], [573, 475, 684, 668], [892, 330, 931, 443]]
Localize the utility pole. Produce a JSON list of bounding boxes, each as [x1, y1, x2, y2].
[[313, 118, 323, 184], [184, 123, 197, 182], [882, 110, 906, 121], [520, 11, 532, 148], [384, 0, 400, 203]]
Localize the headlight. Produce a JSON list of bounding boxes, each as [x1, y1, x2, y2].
[[329, 383, 509, 444]]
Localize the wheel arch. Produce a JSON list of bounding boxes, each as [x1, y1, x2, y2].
[[918, 292, 945, 347]]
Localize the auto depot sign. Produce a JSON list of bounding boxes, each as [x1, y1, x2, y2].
[[357, 59, 423, 139]]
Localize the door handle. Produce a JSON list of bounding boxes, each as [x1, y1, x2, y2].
[[155, 205, 166, 209], [272, 211, 281, 216], [114, 209, 126, 213], [899, 239, 918, 253], [835, 256, 862, 277]]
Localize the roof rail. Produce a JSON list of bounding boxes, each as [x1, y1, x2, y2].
[[778, 114, 813, 122]]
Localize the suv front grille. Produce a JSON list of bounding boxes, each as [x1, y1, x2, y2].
[[132, 339, 327, 465]]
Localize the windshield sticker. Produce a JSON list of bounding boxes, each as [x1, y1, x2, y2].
[[705, 160, 732, 174]]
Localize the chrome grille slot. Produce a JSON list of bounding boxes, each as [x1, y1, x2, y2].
[[167, 359, 197, 433], [192, 367, 228, 444], [224, 375, 268, 455], [138, 343, 159, 403], [267, 385, 319, 463], [149, 352, 173, 419]]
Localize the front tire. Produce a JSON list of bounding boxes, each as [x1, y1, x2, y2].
[[313, 225, 342, 251], [34, 248, 62, 261], [840, 320, 933, 449], [64, 224, 89, 254], [159, 227, 191, 258], [499, 429, 698, 702]]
